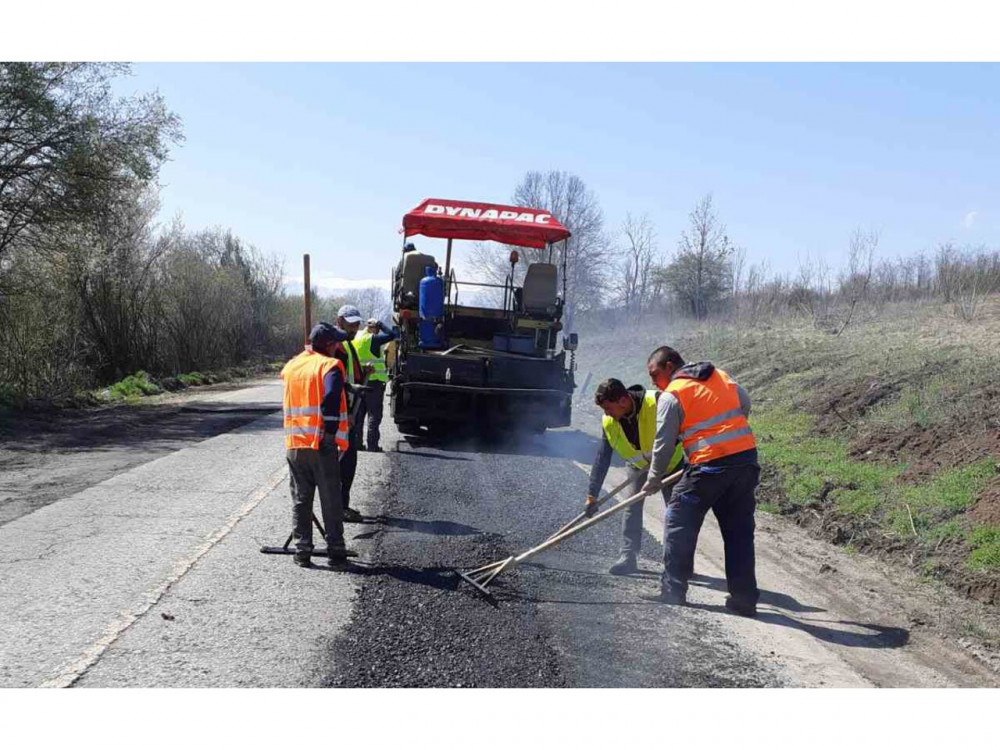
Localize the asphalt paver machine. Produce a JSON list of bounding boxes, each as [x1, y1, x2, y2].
[[390, 198, 578, 436]]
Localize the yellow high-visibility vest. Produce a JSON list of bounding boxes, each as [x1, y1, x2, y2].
[[602, 390, 684, 472], [353, 330, 388, 383]]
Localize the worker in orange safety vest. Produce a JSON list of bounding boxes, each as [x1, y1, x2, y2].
[[641, 345, 760, 616], [281, 322, 352, 568]]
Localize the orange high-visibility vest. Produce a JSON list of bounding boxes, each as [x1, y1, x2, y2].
[[281, 349, 349, 451], [666, 366, 756, 465]]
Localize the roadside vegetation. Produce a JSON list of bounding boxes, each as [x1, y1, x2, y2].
[[0, 64, 388, 408]]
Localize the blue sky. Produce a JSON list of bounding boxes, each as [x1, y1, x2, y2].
[[116, 63, 999, 289]]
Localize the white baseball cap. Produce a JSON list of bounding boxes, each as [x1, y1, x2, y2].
[[337, 304, 362, 324]]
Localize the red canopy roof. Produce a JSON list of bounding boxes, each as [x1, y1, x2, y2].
[[402, 198, 570, 249]]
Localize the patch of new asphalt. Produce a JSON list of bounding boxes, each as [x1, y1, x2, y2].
[[325, 425, 781, 688]]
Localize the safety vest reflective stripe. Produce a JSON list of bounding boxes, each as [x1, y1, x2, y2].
[[679, 407, 746, 441], [287, 405, 321, 417], [285, 424, 323, 438], [626, 452, 651, 469], [685, 425, 754, 454]]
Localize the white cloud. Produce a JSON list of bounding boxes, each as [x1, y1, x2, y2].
[[962, 211, 979, 229]]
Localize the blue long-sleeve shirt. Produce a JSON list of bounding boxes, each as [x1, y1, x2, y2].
[[368, 321, 398, 357]]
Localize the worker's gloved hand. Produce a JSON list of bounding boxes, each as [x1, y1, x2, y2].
[[641, 477, 661, 495], [584, 495, 599, 518]]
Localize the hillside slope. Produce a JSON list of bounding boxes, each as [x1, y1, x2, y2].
[[571, 298, 1000, 612]]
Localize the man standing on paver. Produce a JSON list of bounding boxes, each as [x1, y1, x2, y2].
[[641, 346, 760, 616], [281, 323, 353, 568]]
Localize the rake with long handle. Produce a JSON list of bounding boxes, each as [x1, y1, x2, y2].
[[458, 474, 632, 581], [456, 468, 683, 598]]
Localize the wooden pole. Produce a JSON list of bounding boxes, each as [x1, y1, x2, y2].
[[303, 253, 311, 344], [444, 238, 453, 303]]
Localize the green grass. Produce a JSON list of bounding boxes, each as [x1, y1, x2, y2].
[[177, 372, 207, 387], [107, 370, 161, 400], [968, 526, 1000, 572], [752, 407, 996, 558], [751, 407, 901, 513], [892, 461, 996, 538]]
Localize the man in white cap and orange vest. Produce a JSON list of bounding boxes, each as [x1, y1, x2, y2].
[[641, 345, 760, 616], [281, 322, 353, 568]]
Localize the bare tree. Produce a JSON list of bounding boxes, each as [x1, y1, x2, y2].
[[612, 212, 659, 321], [469, 170, 606, 328], [342, 286, 392, 322], [658, 194, 734, 320], [834, 228, 877, 335]]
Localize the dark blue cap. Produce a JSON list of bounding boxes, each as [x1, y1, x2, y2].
[[309, 321, 349, 347]]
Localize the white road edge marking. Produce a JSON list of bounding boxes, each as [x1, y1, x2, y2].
[[39, 464, 289, 688]]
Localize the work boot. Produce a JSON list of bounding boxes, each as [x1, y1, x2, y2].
[[608, 552, 638, 575], [724, 596, 758, 618], [368, 445, 383, 453], [640, 588, 686, 605], [343, 507, 363, 523], [328, 544, 351, 569], [293, 552, 311, 568]]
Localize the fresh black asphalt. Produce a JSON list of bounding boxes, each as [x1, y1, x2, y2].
[[325, 428, 779, 688]]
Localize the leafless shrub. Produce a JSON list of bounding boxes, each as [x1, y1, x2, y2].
[[612, 213, 660, 322], [834, 228, 878, 335]]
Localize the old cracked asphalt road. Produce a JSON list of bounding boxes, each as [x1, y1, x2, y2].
[[1, 378, 995, 688]]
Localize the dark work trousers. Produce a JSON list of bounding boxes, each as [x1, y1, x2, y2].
[[362, 380, 386, 450], [661, 460, 761, 605], [287, 435, 344, 553], [341, 397, 367, 511], [620, 467, 670, 557]]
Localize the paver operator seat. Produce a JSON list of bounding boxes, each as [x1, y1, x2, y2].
[[396, 249, 438, 309], [521, 262, 558, 316]]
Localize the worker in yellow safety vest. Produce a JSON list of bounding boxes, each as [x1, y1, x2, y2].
[[641, 345, 760, 615], [353, 317, 398, 453], [334, 305, 367, 523], [280, 322, 352, 568], [588, 378, 685, 575]]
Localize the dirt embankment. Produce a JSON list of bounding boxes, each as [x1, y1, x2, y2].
[[798, 373, 1000, 606]]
